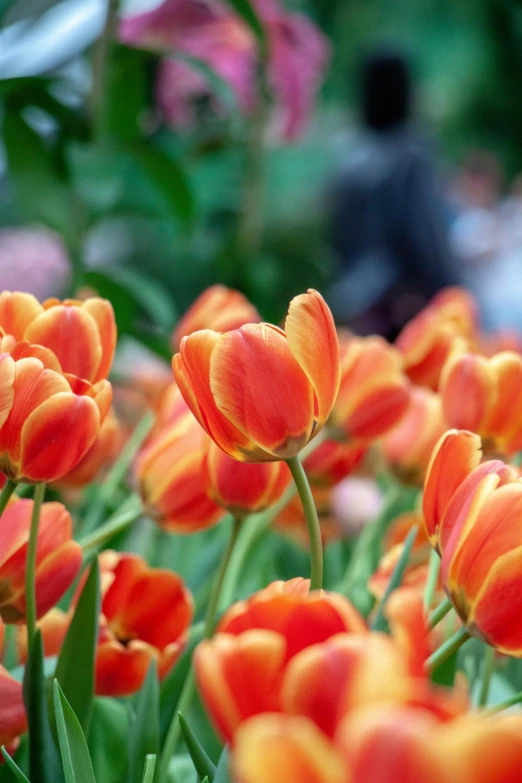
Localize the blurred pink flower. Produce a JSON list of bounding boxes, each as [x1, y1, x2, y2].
[[0, 228, 70, 299], [119, 0, 330, 141]]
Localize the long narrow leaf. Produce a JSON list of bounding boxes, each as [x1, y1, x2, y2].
[[0, 748, 30, 782], [141, 755, 156, 783], [23, 631, 63, 783], [179, 713, 216, 782], [52, 681, 96, 783], [128, 661, 160, 783], [371, 526, 418, 632], [213, 747, 231, 783], [54, 559, 100, 733]]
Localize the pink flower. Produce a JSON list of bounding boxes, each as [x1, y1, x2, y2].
[[0, 228, 70, 300], [119, 0, 329, 141]]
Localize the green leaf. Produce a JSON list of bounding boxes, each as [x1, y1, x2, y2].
[[371, 526, 419, 633], [213, 747, 231, 783], [179, 713, 217, 782], [105, 45, 151, 142], [224, 0, 265, 47], [0, 748, 30, 782], [128, 661, 160, 783], [54, 559, 100, 733], [1, 110, 74, 244], [23, 631, 63, 783], [52, 681, 96, 783], [127, 141, 195, 228], [160, 626, 205, 743], [141, 755, 157, 783], [88, 698, 129, 781]]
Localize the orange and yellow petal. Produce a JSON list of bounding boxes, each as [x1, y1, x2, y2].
[[0, 291, 43, 341]]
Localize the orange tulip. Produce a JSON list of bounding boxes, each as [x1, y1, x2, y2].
[[53, 408, 123, 489], [136, 413, 223, 534], [395, 287, 478, 390], [0, 340, 111, 483], [330, 334, 410, 442], [302, 439, 367, 487], [172, 284, 260, 350], [0, 619, 27, 759], [17, 607, 70, 664], [95, 551, 193, 696], [422, 429, 522, 655], [173, 289, 340, 462], [440, 350, 522, 455], [0, 291, 116, 383], [381, 387, 447, 484], [0, 499, 82, 623], [194, 578, 366, 743], [203, 440, 290, 517]]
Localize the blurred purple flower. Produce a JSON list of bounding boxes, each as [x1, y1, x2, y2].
[[0, 227, 70, 300], [119, 0, 330, 142]]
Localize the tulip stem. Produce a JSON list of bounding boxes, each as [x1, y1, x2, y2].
[[159, 518, 241, 783], [0, 478, 16, 517], [477, 646, 496, 708], [425, 626, 470, 674], [25, 483, 46, 649], [286, 455, 323, 591], [484, 690, 522, 715], [79, 493, 143, 551], [424, 549, 441, 612], [428, 596, 453, 630], [141, 754, 157, 783]]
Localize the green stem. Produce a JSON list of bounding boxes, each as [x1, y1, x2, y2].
[[477, 646, 496, 708], [424, 549, 441, 612], [25, 483, 46, 649], [484, 690, 522, 715], [142, 754, 157, 783], [159, 518, 241, 783], [82, 410, 154, 535], [286, 456, 323, 590], [90, 0, 119, 139], [79, 493, 143, 551], [236, 96, 268, 270], [0, 479, 16, 517], [425, 626, 470, 674], [428, 596, 453, 630]]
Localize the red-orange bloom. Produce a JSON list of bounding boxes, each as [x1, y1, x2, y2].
[[136, 413, 223, 534], [440, 350, 522, 455], [330, 334, 410, 442], [172, 285, 260, 350], [95, 551, 193, 696], [302, 439, 367, 487], [0, 341, 111, 483], [381, 387, 447, 484], [395, 287, 478, 390], [0, 291, 116, 383], [54, 407, 123, 489], [423, 429, 522, 655], [173, 289, 340, 461], [194, 578, 366, 743], [0, 499, 82, 623], [203, 440, 290, 517], [17, 607, 70, 664], [0, 620, 27, 759]]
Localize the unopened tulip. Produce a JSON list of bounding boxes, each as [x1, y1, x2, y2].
[[0, 291, 116, 383], [172, 285, 260, 350], [395, 287, 478, 389], [381, 387, 447, 484], [0, 342, 111, 483], [203, 440, 290, 517], [95, 551, 193, 696], [54, 408, 122, 489], [173, 289, 340, 462], [330, 334, 410, 442], [423, 429, 522, 655], [0, 500, 82, 623], [440, 350, 522, 455], [136, 414, 223, 533], [195, 578, 366, 742]]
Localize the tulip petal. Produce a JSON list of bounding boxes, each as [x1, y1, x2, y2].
[[0, 291, 43, 341], [440, 354, 495, 433], [210, 324, 314, 459], [234, 714, 347, 783], [439, 715, 522, 783], [20, 392, 100, 482], [174, 330, 252, 460], [284, 290, 340, 428], [95, 639, 155, 697], [0, 667, 27, 746], [422, 430, 482, 548], [82, 298, 117, 381]]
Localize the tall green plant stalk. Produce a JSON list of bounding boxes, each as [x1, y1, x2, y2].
[[286, 455, 323, 590], [25, 483, 46, 648], [90, 0, 119, 139]]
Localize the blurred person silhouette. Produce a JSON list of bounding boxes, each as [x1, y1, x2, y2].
[[328, 49, 457, 338]]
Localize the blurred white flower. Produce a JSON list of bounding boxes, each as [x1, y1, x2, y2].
[[331, 477, 384, 537]]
